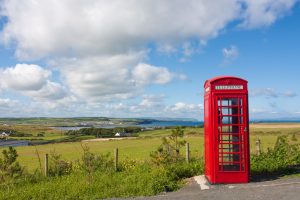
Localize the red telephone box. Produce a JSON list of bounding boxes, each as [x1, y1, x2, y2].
[[204, 76, 250, 184]]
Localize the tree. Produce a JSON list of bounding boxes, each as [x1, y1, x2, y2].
[[0, 146, 24, 182], [150, 127, 186, 165]]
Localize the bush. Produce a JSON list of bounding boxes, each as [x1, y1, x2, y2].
[[165, 159, 204, 181], [251, 135, 300, 175], [291, 133, 298, 141], [79, 145, 114, 173], [9, 132, 33, 137], [150, 127, 186, 165], [48, 151, 72, 177], [37, 132, 45, 137], [0, 147, 24, 183]]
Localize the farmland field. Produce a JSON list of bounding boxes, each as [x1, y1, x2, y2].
[[1, 123, 299, 172]]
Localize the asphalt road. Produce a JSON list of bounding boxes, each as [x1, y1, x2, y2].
[[112, 176, 300, 200]]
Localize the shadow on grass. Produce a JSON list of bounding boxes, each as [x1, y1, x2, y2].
[[251, 165, 300, 182]]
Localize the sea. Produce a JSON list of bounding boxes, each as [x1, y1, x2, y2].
[[51, 119, 300, 131], [52, 120, 202, 131]]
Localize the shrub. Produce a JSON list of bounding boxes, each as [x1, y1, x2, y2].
[[78, 145, 114, 184], [48, 151, 72, 177], [0, 147, 24, 183], [37, 132, 45, 137], [251, 135, 300, 175], [9, 132, 33, 137], [150, 127, 186, 165], [165, 159, 204, 181], [291, 133, 298, 141]]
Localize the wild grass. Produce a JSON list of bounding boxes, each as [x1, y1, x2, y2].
[[1, 125, 300, 172], [0, 145, 203, 200], [0, 163, 199, 200], [0, 124, 300, 199]]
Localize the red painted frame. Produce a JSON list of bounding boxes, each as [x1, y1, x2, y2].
[[204, 76, 250, 184]]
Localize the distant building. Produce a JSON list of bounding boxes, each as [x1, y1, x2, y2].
[[114, 132, 130, 137], [0, 132, 9, 139]]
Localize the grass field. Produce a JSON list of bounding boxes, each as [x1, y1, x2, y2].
[[0, 124, 65, 141], [1, 123, 300, 172]]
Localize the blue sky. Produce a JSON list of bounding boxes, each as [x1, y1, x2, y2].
[[0, 0, 300, 120]]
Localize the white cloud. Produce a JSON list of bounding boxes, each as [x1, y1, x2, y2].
[[0, 98, 18, 107], [1, 0, 295, 60], [129, 95, 166, 113], [0, 0, 298, 117], [282, 91, 297, 97], [0, 0, 243, 60], [0, 64, 67, 101], [166, 102, 203, 113], [0, 98, 21, 115], [157, 44, 177, 55], [222, 45, 239, 60], [0, 64, 50, 90], [250, 88, 297, 98], [239, 0, 298, 29], [250, 108, 267, 114], [23, 81, 67, 101], [132, 63, 173, 85], [179, 42, 201, 63], [250, 88, 278, 98], [57, 54, 141, 101], [56, 54, 177, 101]]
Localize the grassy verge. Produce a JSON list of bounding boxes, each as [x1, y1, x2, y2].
[[0, 148, 203, 199], [0, 133, 299, 199]]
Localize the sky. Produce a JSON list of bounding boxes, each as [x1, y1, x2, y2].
[[0, 0, 300, 120]]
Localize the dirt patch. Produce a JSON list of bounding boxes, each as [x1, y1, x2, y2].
[[250, 123, 300, 129], [82, 137, 137, 142]]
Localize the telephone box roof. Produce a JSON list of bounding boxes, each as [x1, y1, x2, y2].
[[204, 76, 248, 88]]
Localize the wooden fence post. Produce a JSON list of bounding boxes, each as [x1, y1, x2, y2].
[[255, 138, 261, 155], [114, 148, 119, 171], [186, 143, 190, 163], [44, 154, 48, 177]]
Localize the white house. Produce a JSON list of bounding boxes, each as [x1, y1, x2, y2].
[[0, 132, 9, 139], [114, 132, 129, 137]]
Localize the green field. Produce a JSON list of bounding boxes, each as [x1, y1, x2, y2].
[[1, 124, 299, 172], [0, 124, 66, 140]]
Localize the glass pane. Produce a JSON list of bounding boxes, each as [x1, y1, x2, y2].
[[217, 96, 245, 172], [232, 135, 240, 142], [220, 107, 239, 116], [221, 98, 239, 106], [230, 98, 238, 106], [231, 107, 239, 115], [221, 164, 240, 171], [222, 107, 232, 115], [221, 143, 232, 151], [222, 116, 232, 124], [221, 125, 231, 133], [221, 99, 229, 106], [231, 125, 239, 134], [221, 135, 231, 142]]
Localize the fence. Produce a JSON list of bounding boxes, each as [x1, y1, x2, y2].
[[43, 143, 191, 176]]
